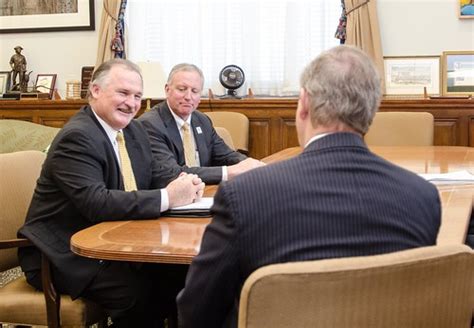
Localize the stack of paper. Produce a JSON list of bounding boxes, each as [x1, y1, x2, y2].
[[165, 197, 214, 217], [418, 170, 474, 185]]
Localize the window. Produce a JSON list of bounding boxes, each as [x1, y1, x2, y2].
[[126, 0, 341, 96]]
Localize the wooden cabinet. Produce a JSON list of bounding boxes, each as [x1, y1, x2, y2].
[[1, 98, 473, 159]]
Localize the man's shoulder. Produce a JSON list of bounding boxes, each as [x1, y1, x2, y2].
[[138, 101, 167, 122]]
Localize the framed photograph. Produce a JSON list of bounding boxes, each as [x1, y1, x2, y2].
[[459, 0, 474, 18], [384, 56, 441, 96], [35, 74, 57, 99], [442, 51, 474, 95], [0, 0, 94, 34], [0, 72, 11, 94]]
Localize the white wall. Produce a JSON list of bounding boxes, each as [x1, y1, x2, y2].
[[0, 0, 102, 97], [0, 0, 472, 97], [378, 0, 474, 55]]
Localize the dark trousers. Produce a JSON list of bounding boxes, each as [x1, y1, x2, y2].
[[25, 261, 188, 328]]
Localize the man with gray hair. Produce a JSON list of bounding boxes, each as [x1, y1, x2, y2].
[[139, 63, 265, 184], [177, 45, 441, 328], [18, 58, 204, 327]]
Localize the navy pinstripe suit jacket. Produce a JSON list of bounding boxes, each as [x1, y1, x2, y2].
[[177, 132, 441, 328]]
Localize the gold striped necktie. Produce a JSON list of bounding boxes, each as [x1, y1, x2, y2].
[[182, 122, 197, 167], [116, 131, 137, 191]]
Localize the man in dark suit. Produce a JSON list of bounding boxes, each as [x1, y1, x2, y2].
[[17, 59, 204, 327], [138, 63, 264, 184], [177, 45, 441, 328]]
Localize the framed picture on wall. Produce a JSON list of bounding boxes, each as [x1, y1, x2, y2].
[[442, 51, 474, 95], [35, 74, 57, 99], [0, 71, 11, 94], [0, 0, 94, 33], [459, 0, 474, 18], [384, 56, 441, 96]]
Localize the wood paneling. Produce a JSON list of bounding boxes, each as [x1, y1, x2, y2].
[[1, 98, 473, 159]]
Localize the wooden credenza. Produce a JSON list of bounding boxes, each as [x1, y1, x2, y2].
[[1, 98, 473, 159]]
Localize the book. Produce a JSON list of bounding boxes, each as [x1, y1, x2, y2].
[[418, 170, 474, 185], [164, 197, 214, 217]]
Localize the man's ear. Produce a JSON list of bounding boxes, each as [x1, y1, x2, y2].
[[298, 88, 310, 121], [89, 83, 100, 99]]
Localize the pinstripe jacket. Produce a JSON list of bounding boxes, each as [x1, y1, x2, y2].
[[177, 132, 441, 328]]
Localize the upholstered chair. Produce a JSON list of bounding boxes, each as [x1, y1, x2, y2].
[[239, 244, 474, 328], [0, 150, 106, 327]]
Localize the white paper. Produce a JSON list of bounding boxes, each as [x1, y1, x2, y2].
[[418, 170, 474, 185], [169, 197, 214, 211]]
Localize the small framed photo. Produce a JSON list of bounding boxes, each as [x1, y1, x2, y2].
[[442, 51, 474, 95], [35, 74, 57, 99], [384, 56, 441, 96], [0, 71, 11, 94], [459, 0, 474, 19]]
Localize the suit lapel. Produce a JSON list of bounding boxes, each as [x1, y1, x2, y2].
[[160, 104, 186, 163], [191, 114, 208, 163]]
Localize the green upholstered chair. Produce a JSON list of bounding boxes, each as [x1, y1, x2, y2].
[[0, 150, 106, 327], [0, 119, 60, 153], [238, 244, 474, 328]]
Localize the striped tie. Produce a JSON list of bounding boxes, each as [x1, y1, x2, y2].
[[116, 131, 137, 191], [182, 122, 197, 167]]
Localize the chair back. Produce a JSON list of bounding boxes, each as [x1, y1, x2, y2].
[[0, 151, 45, 271], [238, 244, 474, 328], [205, 112, 249, 152], [364, 112, 434, 146], [0, 119, 59, 153], [215, 126, 236, 150]]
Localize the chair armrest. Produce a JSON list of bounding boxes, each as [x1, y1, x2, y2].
[[0, 238, 32, 249]]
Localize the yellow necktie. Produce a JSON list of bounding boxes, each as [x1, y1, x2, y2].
[[182, 122, 197, 167], [116, 132, 137, 191]]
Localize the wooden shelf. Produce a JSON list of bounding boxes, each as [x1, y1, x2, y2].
[[1, 98, 473, 159]]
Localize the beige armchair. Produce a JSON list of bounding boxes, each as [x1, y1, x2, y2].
[[0, 151, 105, 327], [364, 112, 434, 146], [215, 126, 235, 150], [0, 119, 60, 153], [238, 244, 474, 328], [205, 112, 249, 154]]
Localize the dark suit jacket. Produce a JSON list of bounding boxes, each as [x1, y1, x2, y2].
[[138, 101, 246, 184], [18, 105, 177, 299], [177, 132, 441, 328]]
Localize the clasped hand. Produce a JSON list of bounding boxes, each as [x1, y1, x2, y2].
[[166, 173, 205, 208]]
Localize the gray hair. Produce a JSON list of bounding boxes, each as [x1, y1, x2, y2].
[[88, 59, 143, 100], [167, 63, 204, 87], [299, 45, 381, 134]]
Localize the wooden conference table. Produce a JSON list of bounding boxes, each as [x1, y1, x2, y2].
[[71, 146, 474, 264]]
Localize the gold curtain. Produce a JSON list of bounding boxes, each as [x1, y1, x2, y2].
[[95, 0, 122, 68], [344, 0, 385, 91]]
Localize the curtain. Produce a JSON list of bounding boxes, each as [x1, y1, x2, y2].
[[95, 0, 123, 68], [335, 0, 347, 44], [125, 0, 340, 96], [344, 0, 385, 91]]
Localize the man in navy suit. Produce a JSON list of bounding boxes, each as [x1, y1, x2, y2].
[[18, 59, 204, 327], [177, 45, 441, 328], [139, 63, 264, 184]]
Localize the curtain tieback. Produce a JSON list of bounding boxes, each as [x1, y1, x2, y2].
[[103, 2, 118, 22], [346, 0, 370, 16]]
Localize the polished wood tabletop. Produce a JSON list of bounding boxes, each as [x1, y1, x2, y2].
[[71, 146, 474, 264]]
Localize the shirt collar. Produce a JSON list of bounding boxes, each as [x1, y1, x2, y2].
[[304, 133, 333, 148], [167, 100, 192, 129], [90, 106, 120, 143]]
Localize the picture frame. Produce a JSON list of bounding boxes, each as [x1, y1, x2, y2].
[[0, 71, 11, 94], [35, 74, 57, 99], [442, 51, 474, 95], [0, 0, 94, 34], [459, 0, 474, 19], [383, 56, 441, 96]]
